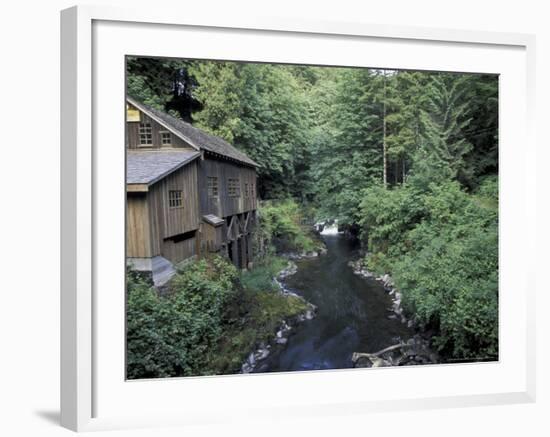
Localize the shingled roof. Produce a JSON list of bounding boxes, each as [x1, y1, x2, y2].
[[127, 96, 258, 168], [127, 150, 200, 185]]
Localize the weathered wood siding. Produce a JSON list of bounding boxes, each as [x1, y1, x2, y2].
[[198, 156, 257, 219], [161, 234, 197, 265], [127, 193, 151, 258], [126, 105, 195, 150], [201, 222, 224, 253], [147, 161, 200, 260]]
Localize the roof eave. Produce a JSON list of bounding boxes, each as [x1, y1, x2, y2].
[[126, 151, 201, 187]]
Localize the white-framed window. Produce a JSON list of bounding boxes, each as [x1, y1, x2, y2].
[[227, 178, 240, 197], [168, 190, 183, 208], [160, 131, 172, 146], [207, 176, 219, 198], [138, 122, 152, 145]]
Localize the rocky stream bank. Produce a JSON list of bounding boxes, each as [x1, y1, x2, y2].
[[348, 258, 439, 368], [240, 251, 324, 374]]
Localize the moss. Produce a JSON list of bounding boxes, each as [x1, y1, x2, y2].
[[204, 287, 309, 374], [203, 257, 309, 375], [240, 255, 287, 293]]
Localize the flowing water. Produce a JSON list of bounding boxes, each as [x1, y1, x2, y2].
[[255, 233, 415, 373]]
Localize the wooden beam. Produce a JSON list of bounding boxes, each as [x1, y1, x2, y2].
[[231, 239, 239, 267], [127, 184, 149, 192], [240, 236, 247, 269], [226, 215, 236, 241], [243, 211, 250, 233]]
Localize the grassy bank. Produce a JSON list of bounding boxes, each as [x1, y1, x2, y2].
[[126, 255, 308, 379]]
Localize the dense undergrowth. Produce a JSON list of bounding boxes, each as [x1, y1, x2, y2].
[[359, 176, 498, 360], [256, 199, 323, 255], [126, 255, 308, 379]]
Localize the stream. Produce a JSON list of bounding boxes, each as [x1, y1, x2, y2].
[[254, 232, 415, 373]]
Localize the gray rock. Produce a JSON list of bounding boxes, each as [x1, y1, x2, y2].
[[256, 348, 270, 360]]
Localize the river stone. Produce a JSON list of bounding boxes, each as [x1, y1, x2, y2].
[[256, 348, 270, 360], [275, 337, 288, 345]]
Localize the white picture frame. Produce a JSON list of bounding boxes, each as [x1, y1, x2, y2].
[[60, 5, 536, 432]]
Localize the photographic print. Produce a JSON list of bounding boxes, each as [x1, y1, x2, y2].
[[125, 57, 498, 379]]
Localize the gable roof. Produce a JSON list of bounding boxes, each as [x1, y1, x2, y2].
[[127, 96, 258, 168], [127, 150, 200, 186]]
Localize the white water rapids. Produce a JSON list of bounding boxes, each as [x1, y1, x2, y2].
[[318, 221, 340, 236]]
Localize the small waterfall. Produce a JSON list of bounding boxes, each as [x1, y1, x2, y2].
[[318, 220, 340, 236]]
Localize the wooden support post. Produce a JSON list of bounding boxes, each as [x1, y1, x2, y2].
[[240, 235, 247, 269], [231, 238, 239, 268], [246, 233, 253, 268], [195, 228, 201, 259]]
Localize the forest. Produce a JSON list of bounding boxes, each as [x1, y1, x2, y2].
[[127, 57, 498, 377]]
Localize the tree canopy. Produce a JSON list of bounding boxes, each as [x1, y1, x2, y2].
[[127, 57, 499, 361]]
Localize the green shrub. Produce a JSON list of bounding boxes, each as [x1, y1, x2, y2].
[[127, 254, 309, 378], [258, 199, 321, 254], [126, 256, 239, 379], [358, 180, 498, 360]]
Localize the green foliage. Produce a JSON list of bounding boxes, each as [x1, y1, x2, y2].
[[206, 284, 309, 373], [127, 59, 500, 364], [309, 68, 384, 224], [127, 255, 309, 378], [258, 199, 320, 254], [126, 256, 239, 378], [359, 180, 498, 360], [188, 62, 315, 199], [126, 57, 200, 121], [208, 255, 308, 373], [240, 256, 288, 293]]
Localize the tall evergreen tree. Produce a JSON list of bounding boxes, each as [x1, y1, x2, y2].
[[413, 73, 474, 186]]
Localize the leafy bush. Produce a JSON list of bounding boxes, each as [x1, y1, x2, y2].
[[257, 199, 320, 254], [127, 254, 309, 378], [126, 256, 239, 379], [358, 180, 498, 360]]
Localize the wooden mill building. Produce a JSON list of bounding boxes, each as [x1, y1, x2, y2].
[[126, 97, 258, 285]]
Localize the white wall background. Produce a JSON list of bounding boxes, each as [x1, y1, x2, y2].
[[0, 0, 547, 435]]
